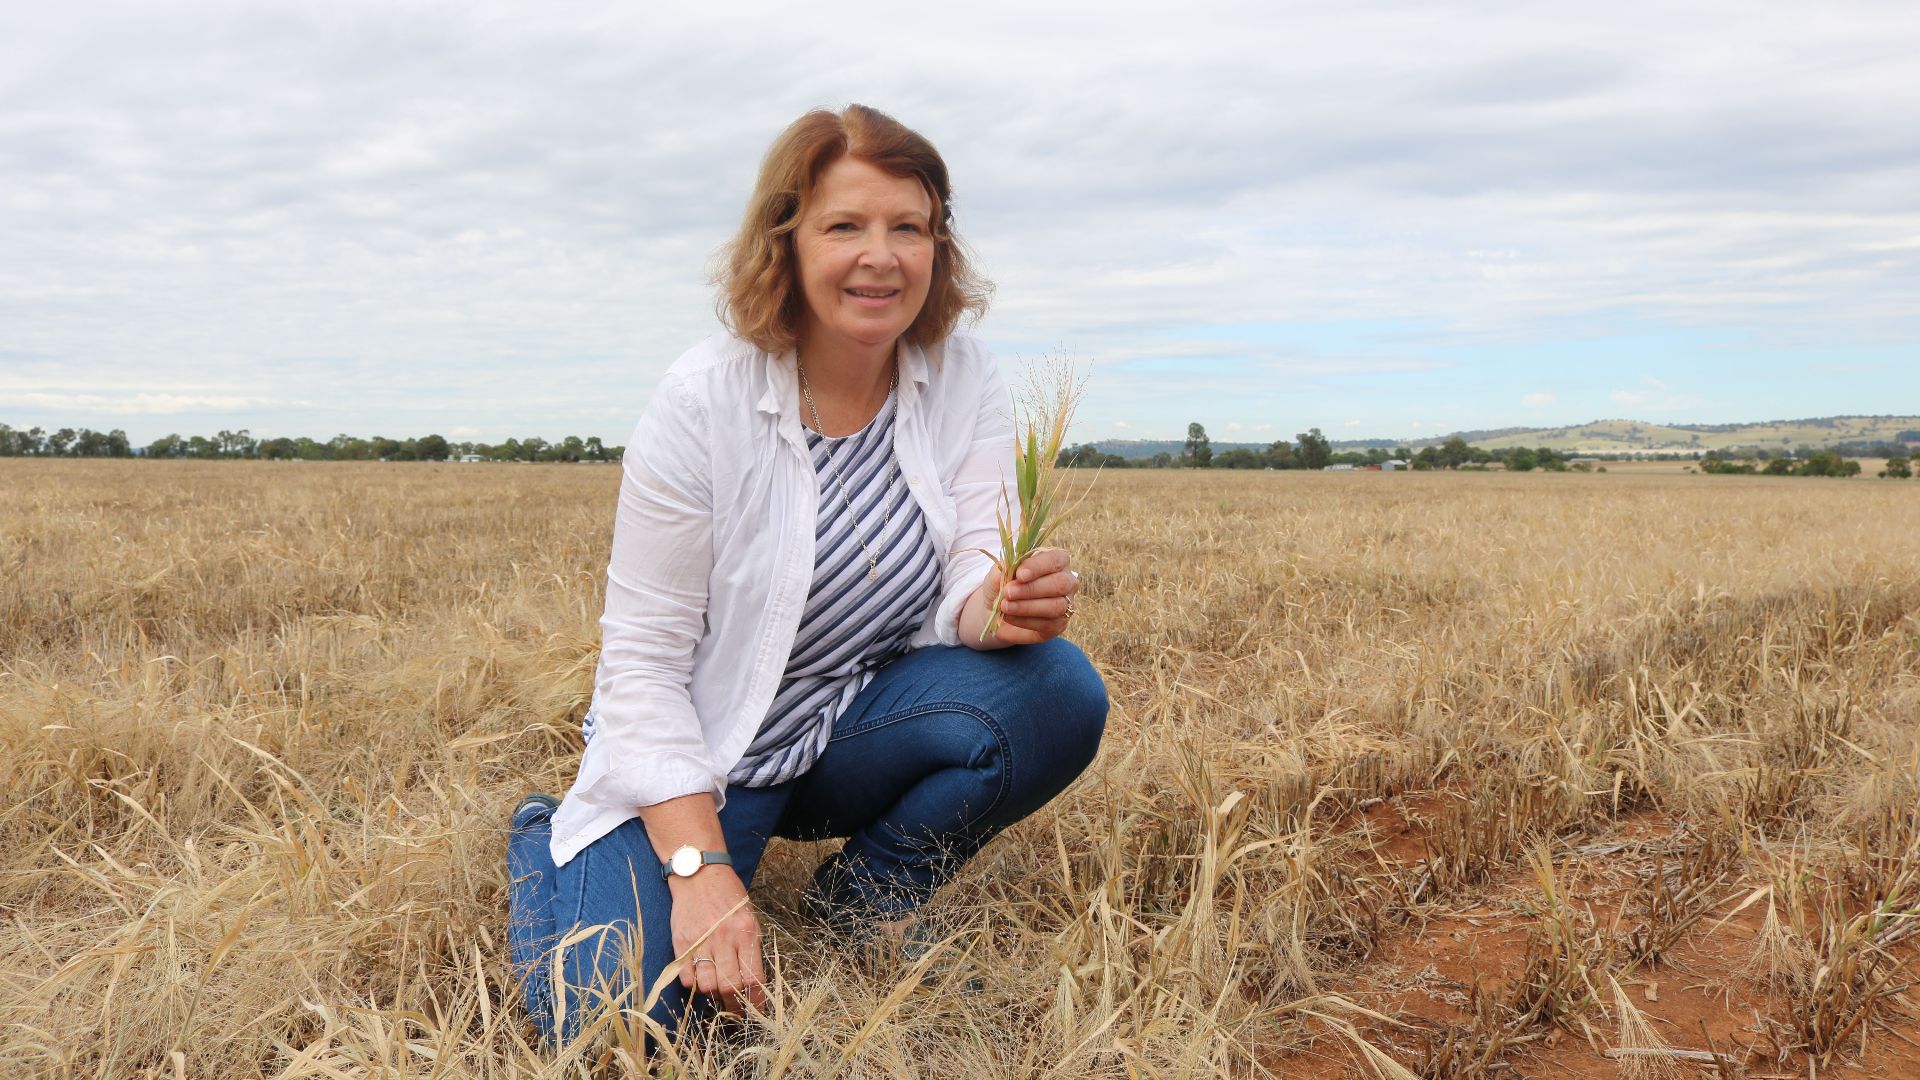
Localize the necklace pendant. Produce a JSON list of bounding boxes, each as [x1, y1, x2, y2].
[[867, 559, 879, 581]]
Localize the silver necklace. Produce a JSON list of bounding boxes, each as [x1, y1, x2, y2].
[[797, 358, 900, 582]]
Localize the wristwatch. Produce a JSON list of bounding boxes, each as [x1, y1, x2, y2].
[[660, 844, 733, 881]]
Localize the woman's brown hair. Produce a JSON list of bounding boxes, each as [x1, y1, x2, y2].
[[717, 104, 992, 354]]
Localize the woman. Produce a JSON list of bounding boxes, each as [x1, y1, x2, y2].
[[506, 104, 1107, 1045]]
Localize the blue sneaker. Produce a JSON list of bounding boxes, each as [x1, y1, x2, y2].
[[512, 793, 559, 831]]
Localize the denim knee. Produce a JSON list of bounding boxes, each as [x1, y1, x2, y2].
[[1034, 637, 1109, 768], [987, 638, 1107, 819]]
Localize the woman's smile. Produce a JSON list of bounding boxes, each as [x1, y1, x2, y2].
[[844, 286, 902, 306]]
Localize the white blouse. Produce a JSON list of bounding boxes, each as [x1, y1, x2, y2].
[[548, 331, 1014, 867]]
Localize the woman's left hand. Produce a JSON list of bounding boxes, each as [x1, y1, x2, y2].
[[979, 546, 1081, 646]]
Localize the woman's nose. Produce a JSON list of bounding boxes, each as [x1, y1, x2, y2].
[[856, 226, 901, 271]]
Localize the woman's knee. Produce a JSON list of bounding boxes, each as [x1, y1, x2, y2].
[[1031, 637, 1109, 764], [552, 918, 686, 1044], [989, 638, 1106, 807], [547, 825, 687, 1042]]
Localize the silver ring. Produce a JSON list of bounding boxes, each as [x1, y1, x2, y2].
[[692, 956, 715, 966]]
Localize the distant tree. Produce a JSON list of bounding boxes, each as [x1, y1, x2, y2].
[[1182, 423, 1212, 468], [416, 434, 451, 461], [1792, 452, 1861, 477], [1263, 440, 1298, 469], [1763, 457, 1794, 476], [47, 428, 77, 456], [521, 436, 550, 462], [1438, 436, 1472, 469], [1797, 452, 1842, 477], [215, 428, 255, 458], [1212, 447, 1263, 469], [1294, 427, 1332, 471], [584, 435, 608, 462], [1507, 446, 1539, 472], [1880, 456, 1911, 479], [1057, 442, 1129, 468], [68, 428, 128, 456], [1151, 451, 1173, 468]]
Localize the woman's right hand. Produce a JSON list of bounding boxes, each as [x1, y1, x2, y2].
[[667, 867, 766, 1014]]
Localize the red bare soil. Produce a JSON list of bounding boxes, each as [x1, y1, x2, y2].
[[1268, 790, 1920, 1079]]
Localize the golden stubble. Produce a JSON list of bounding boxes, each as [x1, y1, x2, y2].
[[2, 459, 1917, 1077]]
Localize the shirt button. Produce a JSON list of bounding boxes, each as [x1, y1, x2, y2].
[[910, 475, 922, 484]]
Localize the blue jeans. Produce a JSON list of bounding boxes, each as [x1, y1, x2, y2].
[[506, 637, 1107, 1044]]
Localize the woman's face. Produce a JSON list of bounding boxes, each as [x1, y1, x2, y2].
[[793, 156, 935, 359]]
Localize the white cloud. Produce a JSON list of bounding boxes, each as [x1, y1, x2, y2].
[[1225, 421, 1243, 431], [322, 127, 438, 178], [1112, 419, 1128, 428], [1343, 419, 1363, 427], [1608, 375, 1711, 414], [0, 390, 294, 414], [1611, 376, 1669, 406], [1523, 392, 1557, 407]]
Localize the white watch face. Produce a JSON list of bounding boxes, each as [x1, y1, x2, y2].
[[670, 847, 703, 877]]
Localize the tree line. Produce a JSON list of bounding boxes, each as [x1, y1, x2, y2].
[[1057, 426, 1601, 472], [0, 424, 624, 463], [1061, 422, 1917, 476], [1700, 448, 1920, 479]]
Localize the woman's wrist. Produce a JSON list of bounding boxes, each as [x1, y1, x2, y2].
[[956, 575, 1012, 651], [637, 792, 729, 863]]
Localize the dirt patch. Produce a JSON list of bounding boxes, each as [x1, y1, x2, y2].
[[1270, 791, 1920, 1078]]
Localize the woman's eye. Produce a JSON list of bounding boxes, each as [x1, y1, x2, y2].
[[829, 222, 857, 232], [895, 223, 923, 234]]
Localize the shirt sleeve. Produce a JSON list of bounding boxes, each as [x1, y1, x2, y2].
[[931, 348, 1017, 646], [570, 371, 720, 812]]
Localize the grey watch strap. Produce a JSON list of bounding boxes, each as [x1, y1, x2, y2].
[[660, 848, 734, 880]]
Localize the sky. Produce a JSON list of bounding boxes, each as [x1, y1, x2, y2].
[[3, 1, 1917, 447]]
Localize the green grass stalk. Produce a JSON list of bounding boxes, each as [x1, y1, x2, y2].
[[979, 357, 1089, 640]]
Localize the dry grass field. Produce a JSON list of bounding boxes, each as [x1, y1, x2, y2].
[[4, 460, 1918, 1079]]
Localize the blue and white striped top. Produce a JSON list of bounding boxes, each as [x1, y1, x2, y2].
[[728, 389, 943, 787]]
